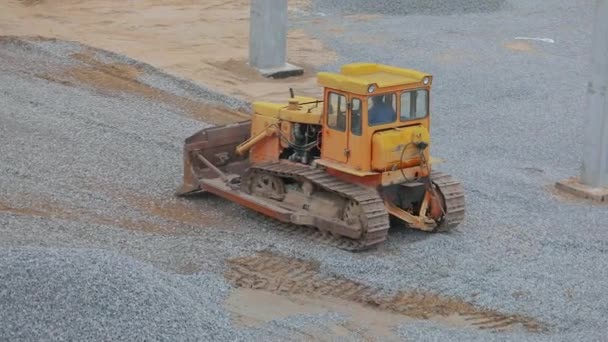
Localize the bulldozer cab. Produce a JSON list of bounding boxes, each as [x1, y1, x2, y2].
[[317, 63, 433, 173]]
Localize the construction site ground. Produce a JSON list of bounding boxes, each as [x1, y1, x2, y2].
[[1, 0, 606, 341]]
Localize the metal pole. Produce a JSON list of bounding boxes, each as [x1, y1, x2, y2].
[[248, 0, 302, 78], [249, 0, 287, 70], [581, 0, 608, 187]]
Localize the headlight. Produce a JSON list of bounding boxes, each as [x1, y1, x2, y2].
[[367, 84, 376, 93], [422, 76, 430, 85]]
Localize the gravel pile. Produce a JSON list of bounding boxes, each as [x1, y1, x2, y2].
[[0, 248, 240, 341], [1, 0, 607, 340]]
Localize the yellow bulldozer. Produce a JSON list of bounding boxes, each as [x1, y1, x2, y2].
[[177, 63, 465, 250]]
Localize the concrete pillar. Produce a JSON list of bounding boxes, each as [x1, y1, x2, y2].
[[581, 0, 608, 187], [556, 0, 608, 201], [249, 0, 303, 78]]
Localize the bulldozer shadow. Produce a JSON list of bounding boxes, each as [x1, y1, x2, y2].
[[387, 220, 454, 244]]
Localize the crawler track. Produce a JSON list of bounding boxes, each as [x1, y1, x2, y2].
[[431, 171, 466, 231], [249, 213, 377, 251], [242, 162, 391, 251]]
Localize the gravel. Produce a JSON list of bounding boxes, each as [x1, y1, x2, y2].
[[1, 0, 607, 341], [0, 248, 240, 342], [314, 0, 506, 16]]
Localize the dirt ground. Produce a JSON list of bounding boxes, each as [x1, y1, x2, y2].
[[224, 251, 547, 339], [1, 0, 335, 103], [2, 0, 605, 339]]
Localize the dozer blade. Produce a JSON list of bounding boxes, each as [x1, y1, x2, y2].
[[176, 120, 251, 196]]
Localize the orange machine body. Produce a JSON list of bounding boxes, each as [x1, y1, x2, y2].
[[246, 63, 434, 188], [178, 63, 465, 249]]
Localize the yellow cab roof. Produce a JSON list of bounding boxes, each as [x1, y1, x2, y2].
[[317, 63, 431, 95]]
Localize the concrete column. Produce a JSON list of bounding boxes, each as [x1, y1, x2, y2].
[[556, 0, 608, 201], [249, 0, 303, 78], [581, 0, 608, 187]]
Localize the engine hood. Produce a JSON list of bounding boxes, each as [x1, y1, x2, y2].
[[371, 125, 430, 172]]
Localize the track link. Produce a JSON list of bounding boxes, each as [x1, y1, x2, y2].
[[251, 214, 375, 251], [431, 171, 466, 231], [242, 162, 391, 251]]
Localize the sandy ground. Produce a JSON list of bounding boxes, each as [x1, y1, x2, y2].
[[2, 0, 608, 341], [1, 0, 334, 103], [224, 251, 547, 339]]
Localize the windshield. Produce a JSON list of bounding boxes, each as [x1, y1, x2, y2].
[[368, 93, 396, 126]]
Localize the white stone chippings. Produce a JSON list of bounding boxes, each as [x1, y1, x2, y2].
[[0, 0, 607, 340]]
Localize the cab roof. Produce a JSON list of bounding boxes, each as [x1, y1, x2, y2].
[[317, 63, 431, 95]]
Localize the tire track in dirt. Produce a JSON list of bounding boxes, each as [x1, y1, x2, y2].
[[225, 251, 549, 333]]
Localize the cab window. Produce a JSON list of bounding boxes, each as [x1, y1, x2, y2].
[[400, 89, 428, 120], [327, 92, 347, 131], [351, 98, 362, 135], [368, 93, 396, 126]]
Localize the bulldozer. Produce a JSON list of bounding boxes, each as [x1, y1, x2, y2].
[[177, 63, 465, 250]]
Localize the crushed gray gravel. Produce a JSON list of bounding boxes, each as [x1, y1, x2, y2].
[[314, 0, 506, 16], [0, 248, 240, 342], [1, 0, 607, 341]]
